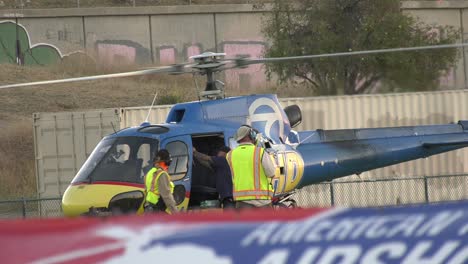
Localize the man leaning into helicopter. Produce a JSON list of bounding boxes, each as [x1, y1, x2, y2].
[[227, 125, 276, 209], [144, 149, 178, 214], [193, 145, 235, 209]]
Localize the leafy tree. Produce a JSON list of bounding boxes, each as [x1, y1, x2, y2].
[[262, 0, 460, 95]]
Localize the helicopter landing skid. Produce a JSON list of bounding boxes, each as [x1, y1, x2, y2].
[[272, 193, 298, 209], [81, 206, 113, 217]]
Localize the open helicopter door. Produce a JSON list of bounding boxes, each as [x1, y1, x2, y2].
[[161, 134, 225, 211], [190, 134, 226, 209], [160, 135, 193, 212]]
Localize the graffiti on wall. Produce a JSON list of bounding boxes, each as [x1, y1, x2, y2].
[[0, 19, 267, 89], [0, 20, 91, 66], [221, 40, 267, 91], [0, 20, 63, 65], [95, 40, 152, 65], [156, 43, 203, 65]]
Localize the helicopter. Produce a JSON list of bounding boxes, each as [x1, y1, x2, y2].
[[1, 45, 468, 217]]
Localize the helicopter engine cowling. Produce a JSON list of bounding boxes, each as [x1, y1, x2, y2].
[[284, 105, 302, 128]]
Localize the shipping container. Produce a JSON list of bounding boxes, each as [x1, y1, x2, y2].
[[33, 109, 120, 198]]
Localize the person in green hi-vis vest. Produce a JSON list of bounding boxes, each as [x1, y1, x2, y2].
[[227, 125, 276, 209], [144, 149, 178, 214]]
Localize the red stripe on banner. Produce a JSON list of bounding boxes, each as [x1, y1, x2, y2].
[[72, 181, 145, 188], [0, 208, 329, 263]]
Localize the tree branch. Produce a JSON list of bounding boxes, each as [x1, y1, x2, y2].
[[355, 74, 381, 93]]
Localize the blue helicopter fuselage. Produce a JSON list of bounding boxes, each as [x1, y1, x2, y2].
[[108, 93, 468, 192], [62, 94, 468, 215]]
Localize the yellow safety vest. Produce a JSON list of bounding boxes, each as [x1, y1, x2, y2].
[[227, 144, 273, 201], [145, 167, 175, 205]]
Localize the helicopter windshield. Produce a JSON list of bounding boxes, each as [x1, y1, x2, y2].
[[72, 137, 159, 184]]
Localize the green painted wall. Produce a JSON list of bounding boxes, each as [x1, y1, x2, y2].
[[0, 21, 61, 65]]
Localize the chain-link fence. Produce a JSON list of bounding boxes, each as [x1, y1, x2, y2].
[[0, 197, 62, 219], [0, 0, 272, 9], [1, 174, 467, 219], [294, 174, 468, 208]]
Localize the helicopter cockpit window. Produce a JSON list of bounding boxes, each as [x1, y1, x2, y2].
[[165, 141, 188, 181], [72, 137, 158, 184], [137, 143, 152, 175]]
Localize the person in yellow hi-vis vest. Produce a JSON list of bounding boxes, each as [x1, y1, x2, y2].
[[144, 149, 178, 214], [227, 125, 276, 209]]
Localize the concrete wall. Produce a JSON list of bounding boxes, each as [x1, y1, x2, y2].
[[1, 1, 468, 89]]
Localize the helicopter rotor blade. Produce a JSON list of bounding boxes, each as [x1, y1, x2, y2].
[[0, 64, 193, 90], [2, 42, 467, 90], [233, 42, 468, 67]]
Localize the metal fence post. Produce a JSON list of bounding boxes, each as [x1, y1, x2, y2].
[[22, 197, 26, 218], [330, 182, 335, 206], [424, 176, 429, 203]]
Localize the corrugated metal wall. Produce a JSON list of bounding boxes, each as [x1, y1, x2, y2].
[[280, 90, 468, 132], [279, 90, 468, 207], [119, 105, 173, 128], [280, 90, 468, 181]]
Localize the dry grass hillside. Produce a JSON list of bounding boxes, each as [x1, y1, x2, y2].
[[0, 64, 200, 120]]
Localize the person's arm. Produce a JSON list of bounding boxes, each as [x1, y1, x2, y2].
[[261, 150, 276, 178], [158, 172, 178, 213], [193, 149, 214, 169]]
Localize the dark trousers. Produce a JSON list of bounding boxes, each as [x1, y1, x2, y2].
[[221, 197, 235, 209], [144, 199, 167, 213]]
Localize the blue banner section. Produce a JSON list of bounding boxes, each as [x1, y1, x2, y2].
[[104, 201, 468, 263]]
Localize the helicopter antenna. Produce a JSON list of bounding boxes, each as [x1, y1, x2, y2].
[[193, 73, 201, 101], [145, 90, 159, 123], [110, 121, 117, 134], [296, 132, 317, 148]]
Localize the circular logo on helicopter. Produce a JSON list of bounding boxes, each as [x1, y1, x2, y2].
[[248, 97, 284, 140]]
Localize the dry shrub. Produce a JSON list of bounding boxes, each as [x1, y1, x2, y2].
[[0, 120, 36, 199]]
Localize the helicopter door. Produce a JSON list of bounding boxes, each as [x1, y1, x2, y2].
[[161, 136, 192, 211], [190, 134, 225, 208]]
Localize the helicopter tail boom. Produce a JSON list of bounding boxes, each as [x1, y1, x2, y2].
[[295, 120, 468, 187], [422, 140, 468, 148]]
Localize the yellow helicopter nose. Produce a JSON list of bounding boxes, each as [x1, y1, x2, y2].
[[62, 183, 145, 217]]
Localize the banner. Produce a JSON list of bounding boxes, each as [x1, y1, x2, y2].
[[0, 202, 467, 264]]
